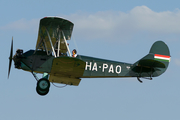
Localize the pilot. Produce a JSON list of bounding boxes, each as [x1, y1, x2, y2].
[[72, 49, 77, 57]]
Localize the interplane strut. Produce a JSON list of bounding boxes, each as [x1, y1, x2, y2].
[[35, 28, 72, 58]]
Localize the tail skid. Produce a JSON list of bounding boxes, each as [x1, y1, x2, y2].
[[137, 77, 152, 83]]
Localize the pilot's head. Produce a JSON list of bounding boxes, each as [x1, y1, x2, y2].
[[73, 49, 77, 54]]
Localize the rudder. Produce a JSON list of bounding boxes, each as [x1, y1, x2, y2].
[[149, 41, 170, 57], [132, 41, 170, 78]]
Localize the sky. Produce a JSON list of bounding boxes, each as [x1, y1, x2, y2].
[[1, 0, 180, 120]]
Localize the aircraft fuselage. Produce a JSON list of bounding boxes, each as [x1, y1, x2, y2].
[[13, 49, 138, 78]]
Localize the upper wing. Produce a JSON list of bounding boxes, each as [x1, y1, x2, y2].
[[35, 17, 74, 53]]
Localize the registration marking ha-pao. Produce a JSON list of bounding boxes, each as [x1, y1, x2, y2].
[[85, 62, 121, 74]]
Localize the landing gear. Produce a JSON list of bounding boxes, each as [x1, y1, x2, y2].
[[36, 78, 50, 96], [137, 77, 152, 83], [36, 87, 49, 96], [137, 77, 143, 83]]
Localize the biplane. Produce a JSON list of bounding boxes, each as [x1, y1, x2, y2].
[[8, 17, 171, 96]]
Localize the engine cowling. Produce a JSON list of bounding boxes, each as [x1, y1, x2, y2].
[[13, 49, 23, 69]]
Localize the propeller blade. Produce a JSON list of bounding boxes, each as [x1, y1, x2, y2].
[[8, 37, 13, 78]]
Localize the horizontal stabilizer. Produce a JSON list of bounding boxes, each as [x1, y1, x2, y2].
[[138, 59, 165, 68]]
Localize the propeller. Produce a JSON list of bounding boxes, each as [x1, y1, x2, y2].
[[8, 37, 13, 78]]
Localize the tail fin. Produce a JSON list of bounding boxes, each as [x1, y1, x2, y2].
[[132, 41, 170, 77]]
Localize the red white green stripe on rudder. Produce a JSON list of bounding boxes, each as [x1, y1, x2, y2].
[[154, 54, 171, 62]]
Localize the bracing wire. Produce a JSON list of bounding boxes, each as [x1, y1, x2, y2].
[[72, 36, 82, 59]]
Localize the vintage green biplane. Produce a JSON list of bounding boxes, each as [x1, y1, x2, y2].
[[8, 17, 171, 96]]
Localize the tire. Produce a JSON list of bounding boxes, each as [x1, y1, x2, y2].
[[37, 78, 50, 91], [36, 87, 49, 96]]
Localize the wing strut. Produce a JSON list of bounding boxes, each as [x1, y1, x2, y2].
[[35, 38, 43, 52], [35, 28, 72, 57], [34, 38, 49, 55], [57, 33, 61, 57], [46, 28, 57, 57], [43, 39, 49, 55], [62, 31, 72, 57]]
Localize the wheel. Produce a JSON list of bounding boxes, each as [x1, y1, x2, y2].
[[36, 87, 49, 96], [37, 78, 50, 91]]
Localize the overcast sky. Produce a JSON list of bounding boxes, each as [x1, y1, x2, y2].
[[0, 0, 180, 120]]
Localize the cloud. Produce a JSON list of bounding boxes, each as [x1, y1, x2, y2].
[[63, 6, 180, 41], [128, 6, 180, 33], [2, 6, 180, 41], [174, 58, 180, 66], [0, 18, 39, 32]]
